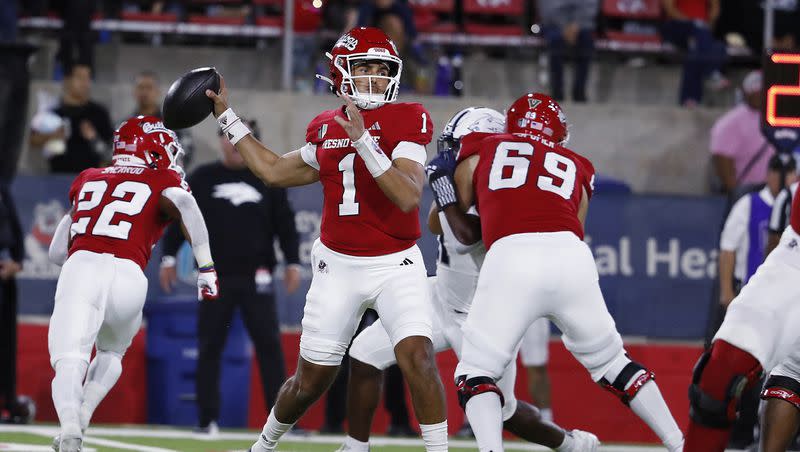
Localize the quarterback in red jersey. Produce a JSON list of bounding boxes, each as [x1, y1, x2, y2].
[[47, 116, 218, 452], [449, 93, 684, 452], [205, 27, 448, 452], [685, 182, 800, 452]]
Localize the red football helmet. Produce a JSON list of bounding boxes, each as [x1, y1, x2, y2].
[[113, 115, 184, 174], [506, 93, 569, 144], [317, 27, 402, 110]]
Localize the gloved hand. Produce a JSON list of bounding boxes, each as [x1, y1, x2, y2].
[[197, 265, 219, 301], [426, 151, 458, 210]]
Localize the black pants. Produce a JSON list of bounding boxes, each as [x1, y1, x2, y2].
[[196, 274, 285, 426], [0, 278, 17, 409]]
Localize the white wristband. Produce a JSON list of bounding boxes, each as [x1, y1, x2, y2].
[[217, 108, 252, 145], [352, 131, 392, 178]]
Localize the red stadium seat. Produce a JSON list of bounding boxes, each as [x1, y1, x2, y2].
[[408, 0, 457, 33], [255, 0, 321, 32], [463, 0, 525, 36], [601, 0, 661, 19], [601, 0, 662, 46], [188, 14, 246, 25], [120, 11, 179, 23]]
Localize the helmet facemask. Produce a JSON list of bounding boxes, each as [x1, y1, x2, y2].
[[333, 54, 402, 110]]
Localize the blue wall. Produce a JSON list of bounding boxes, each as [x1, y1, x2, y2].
[[11, 175, 726, 340]]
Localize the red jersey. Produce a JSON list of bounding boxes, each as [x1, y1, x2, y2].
[[791, 183, 800, 233], [464, 132, 595, 250], [304, 102, 433, 256], [68, 165, 187, 269]]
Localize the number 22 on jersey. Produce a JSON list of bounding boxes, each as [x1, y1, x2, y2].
[[488, 141, 577, 199], [71, 180, 153, 240]]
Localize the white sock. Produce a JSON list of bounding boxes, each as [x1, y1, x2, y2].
[[539, 408, 553, 423], [465, 393, 503, 452], [52, 359, 89, 438], [419, 420, 448, 452], [251, 410, 294, 452], [342, 435, 370, 451], [627, 378, 684, 452], [80, 351, 122, 431]]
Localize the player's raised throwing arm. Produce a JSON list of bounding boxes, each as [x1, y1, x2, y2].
[[206, 77, 319, 188], [335, 95, 424, 212]]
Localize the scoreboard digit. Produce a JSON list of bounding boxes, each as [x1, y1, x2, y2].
[[762, 52, 800, 129]]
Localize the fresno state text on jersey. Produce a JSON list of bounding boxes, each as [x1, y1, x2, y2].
[[68, 166, 186, 269], [304, 102, 433, 256], [468, 132, 595, 249]]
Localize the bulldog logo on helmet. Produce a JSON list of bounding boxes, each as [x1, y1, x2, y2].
[[336, 34, 358, 51]]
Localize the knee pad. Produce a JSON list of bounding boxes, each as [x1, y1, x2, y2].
[[761, 375, 800, 411], [600, 360, 655, 406], [456, 375, 505, 411], [299, 334, 348, 366], [688, 341, 763, 429]]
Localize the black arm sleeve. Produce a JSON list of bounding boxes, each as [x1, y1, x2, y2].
[[1, 185, 25, 263], [271, 188, 300, 265]]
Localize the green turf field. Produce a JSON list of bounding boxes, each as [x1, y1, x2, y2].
[[0, 424, 741, 451]]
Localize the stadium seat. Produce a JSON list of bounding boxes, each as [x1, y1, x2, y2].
[[120, 11, 179, 23], [254, 0, 321, 32], [601, 0, 663, 45], [463, 0, 525, 36], [408, 0, 459, 33], [188, 15, 247, 25]]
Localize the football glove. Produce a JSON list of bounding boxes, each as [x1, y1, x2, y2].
[[426, 151, 458, 211], [197, 265, 219, 301]]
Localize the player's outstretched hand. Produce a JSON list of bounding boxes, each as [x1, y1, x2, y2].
[[197, 265, 220, 301], [205, 75, 229, 118], [334, 94, 366, 141]]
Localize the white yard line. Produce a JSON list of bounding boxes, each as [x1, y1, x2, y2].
[[0, 425, 178, 452], [0, 425, 747, 452]]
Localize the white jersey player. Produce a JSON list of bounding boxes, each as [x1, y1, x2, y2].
[[47, 116, 219, 452], [341, 107, 599, 452]]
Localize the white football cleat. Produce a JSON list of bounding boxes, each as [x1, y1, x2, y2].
[[559, 429, 599, 452], [52, 434, 84, 452]]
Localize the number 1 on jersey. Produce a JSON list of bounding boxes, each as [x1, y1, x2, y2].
[[338, 153, 360, 216]]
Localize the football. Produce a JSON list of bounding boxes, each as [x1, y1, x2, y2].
[[162, 67, 220, 130]]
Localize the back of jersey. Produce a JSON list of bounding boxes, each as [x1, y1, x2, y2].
[[472, 133, 595, 250], [68, 166, 184, 270]]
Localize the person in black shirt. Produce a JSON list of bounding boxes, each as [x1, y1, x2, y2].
[[160, 118, 301, 433], [0, 182, 33, 424], [29, 64, 113, 173]]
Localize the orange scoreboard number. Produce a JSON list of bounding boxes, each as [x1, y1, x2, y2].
[[763, 52, 800, 129]]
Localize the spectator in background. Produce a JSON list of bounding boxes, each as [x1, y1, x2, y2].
[[710, 71, 773, 195], [711, 154, 796, 449], [661, 0, 727, 107], [537, 0, 599, 102], [129, 71, 195, 166], [160, 118, 301, 435], [53, 0, 96, 76], [358, 0, 417, 59], [29, 64, 114, 174], [0, 183, 33, 424]]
